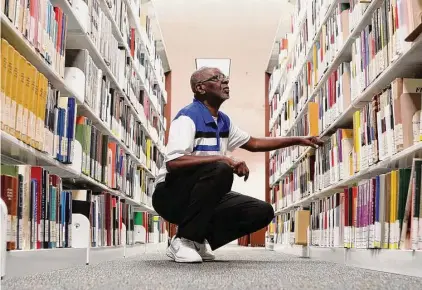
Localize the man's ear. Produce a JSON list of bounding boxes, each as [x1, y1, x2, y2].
[[196, 84, 206, 95]]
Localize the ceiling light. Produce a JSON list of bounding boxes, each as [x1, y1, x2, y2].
[[195, 58, 231, 76]]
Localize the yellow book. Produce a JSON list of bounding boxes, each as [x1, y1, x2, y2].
[[22, 61, 33, 144], [15, 53, 26, 140], [277, 181, 282, 208], [307, 102, 319, 136], [5, 43, 15, 134], [140, 6, 149, 32], [37, 74, 48, 151], [394, 169, 400, 250], [32, 71, 42, 150], [389, 170, 397, 249], [288, 99, 293, 121], [146, 140, 152, 168], [1, 39, 8, 130], [29, 68, 39, 147], [10, 47, 20, 136]]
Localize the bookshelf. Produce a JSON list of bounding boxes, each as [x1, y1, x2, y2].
[[1, 0, 170, 278], [265, 0, 422, 277]]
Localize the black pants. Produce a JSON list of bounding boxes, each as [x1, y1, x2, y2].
[[152, 161, 275, 250]]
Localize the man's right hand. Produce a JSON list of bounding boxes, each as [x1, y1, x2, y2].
[[222, 157, 249, 181]]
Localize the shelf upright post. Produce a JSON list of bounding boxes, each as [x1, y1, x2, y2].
[[0, 198, 7, 279]]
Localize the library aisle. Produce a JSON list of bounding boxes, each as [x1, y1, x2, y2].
[[1, 245, 422, 289], [2, 0, 422, 288]]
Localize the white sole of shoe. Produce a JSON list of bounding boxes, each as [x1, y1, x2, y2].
[[166, 247, 202, 263], [166, 248, 176, 260]]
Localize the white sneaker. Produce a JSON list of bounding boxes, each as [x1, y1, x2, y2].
[[194, 240, 215, 261], [166, 237, 203, 263]]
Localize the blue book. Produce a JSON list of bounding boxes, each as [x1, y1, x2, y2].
[[30, 179, 38, 250], [66, 98, 76, 164], [50, 186, 57, 248]]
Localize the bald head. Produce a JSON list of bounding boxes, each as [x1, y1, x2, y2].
[[190, 66, 216, 93]]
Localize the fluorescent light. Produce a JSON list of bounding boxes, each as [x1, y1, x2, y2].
[[195, 58, 231, 76]]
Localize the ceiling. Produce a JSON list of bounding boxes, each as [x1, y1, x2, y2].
[[154, 0, 293, 74], [153, 0, 293, 197], [153, 0, 293, 112]]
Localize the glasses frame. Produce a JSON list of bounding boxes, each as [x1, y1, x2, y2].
[[197, 73, 229, 85]]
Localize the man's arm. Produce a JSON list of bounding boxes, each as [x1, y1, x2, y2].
[[167, 155, 228, 171], [240, 136, 323, 152]]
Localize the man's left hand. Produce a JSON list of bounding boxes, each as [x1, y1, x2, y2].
[[231, 159, 249, 181], [300, 136, 324, 148]]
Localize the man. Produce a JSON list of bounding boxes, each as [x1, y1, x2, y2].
[[152, 67, 322, 263]]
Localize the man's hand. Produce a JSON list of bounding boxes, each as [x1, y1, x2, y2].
[[233, 160, 249, 181], [299, 136, 324, 149], [222, 157, 250, 181]]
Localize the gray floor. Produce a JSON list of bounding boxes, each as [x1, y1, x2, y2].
[[2, 245, 422, 290]]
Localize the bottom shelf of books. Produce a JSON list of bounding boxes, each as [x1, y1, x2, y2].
[[267, 157, 422, 277], [0, 163, 168, 279]]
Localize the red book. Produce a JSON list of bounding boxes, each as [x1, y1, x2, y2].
[[130, 28, 135, 57], [1, 174, 18, 250]]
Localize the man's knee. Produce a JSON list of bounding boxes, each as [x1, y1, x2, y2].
[[213, 161, 233, 176], [208, 161, 233, 184], [260, 202, 275, 225]]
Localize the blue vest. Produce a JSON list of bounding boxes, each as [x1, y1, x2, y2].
[[173, 99, 230, 153]]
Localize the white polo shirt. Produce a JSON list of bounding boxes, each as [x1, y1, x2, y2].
[[156, 100, 250, 184]]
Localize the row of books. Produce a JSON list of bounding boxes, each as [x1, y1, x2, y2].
[[93, 0, 167, 118], [2, 0, 67, 77], [1, 38, 77, 163], [0, 164, 162, 251], [138, 0, 166, 86], [271, 158, 422, 251], [2, 0, 167, 137], [83, 190, 136, 247], [1, 36, 165, 172], [1, 164, 72, 250], [142, 213, 168, 244], [74, 116, 160, 203], [269, 0, 351, 104], [77, 115, 162, 173], [64, 48, 165, 148], [88, 193, 166, 247], [64, 46, 165, 149], [270, 77, 422, 204], [268, 209, 310, 246], [269, 0, 422, 136], [271, 75, 422, 181]]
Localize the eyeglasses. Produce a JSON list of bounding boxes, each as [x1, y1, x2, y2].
[[197, 73, 229, 84]]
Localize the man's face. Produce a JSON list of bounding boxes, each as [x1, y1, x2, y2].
[[195, 68, 230, 102]]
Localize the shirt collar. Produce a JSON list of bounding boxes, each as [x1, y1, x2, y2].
[[193, 98, 220, 125]]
